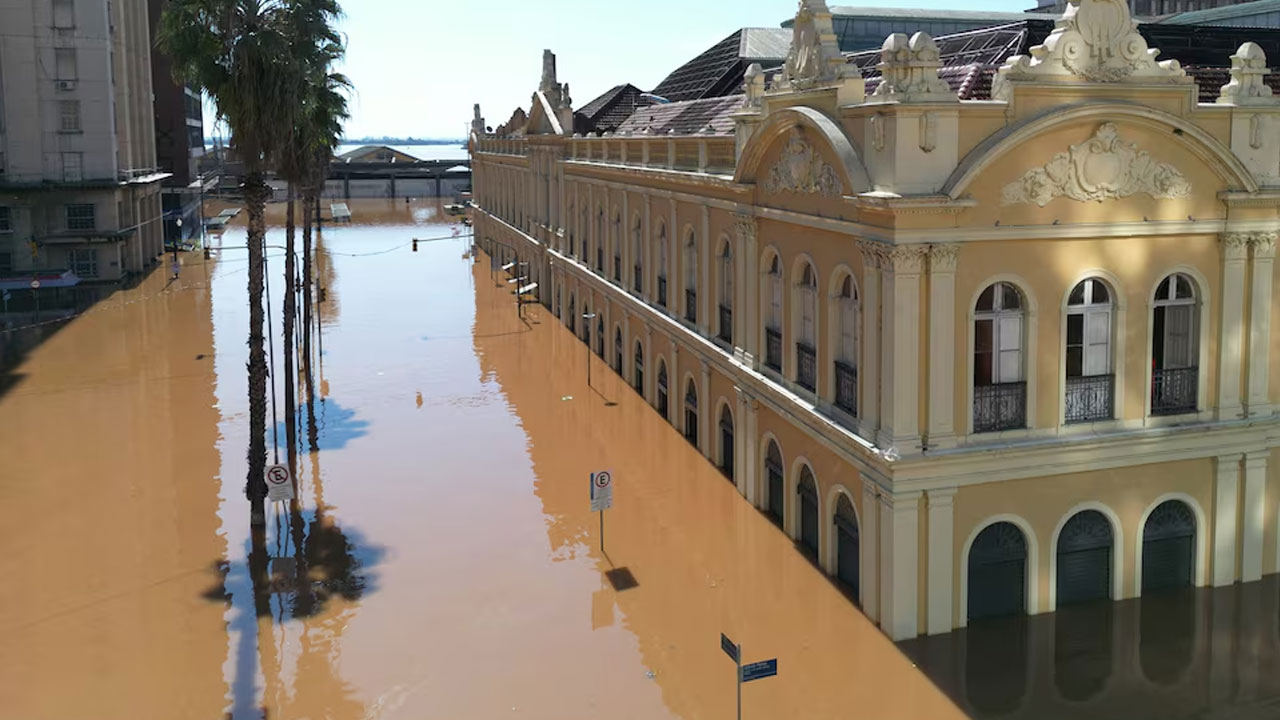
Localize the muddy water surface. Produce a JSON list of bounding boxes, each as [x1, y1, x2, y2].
[[0, 199, 961, 719]]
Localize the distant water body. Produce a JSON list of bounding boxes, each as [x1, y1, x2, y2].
[[335, 143, 469, 162]]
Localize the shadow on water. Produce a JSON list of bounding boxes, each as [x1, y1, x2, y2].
[[897, 578, 1280, 720], [273, 399, 369, 452]]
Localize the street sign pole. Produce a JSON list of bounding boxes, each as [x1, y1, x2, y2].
[[736, 642, 742, 720], [590, 470, 613, 553]]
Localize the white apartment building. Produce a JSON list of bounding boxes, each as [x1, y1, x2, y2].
[[0, 0, 165, 288]]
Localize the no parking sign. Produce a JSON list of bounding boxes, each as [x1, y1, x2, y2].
[[265, 463, 295, 502], [590, 470, 613, 512]]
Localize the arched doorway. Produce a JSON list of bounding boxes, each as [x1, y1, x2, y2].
[[1056, 510, 1113, 606], [797, 466, 818, 559], [656, 361, 669, 420], [1141, 499, 1195, 593], [835, 494, 860, 604], [633, 341, 644, 394], [613, 327, 623, 374], [968, 521, 1028, 621], [718, 406, 734, 481], [765, 441, 783, 527], [683, 379, 698, 446]]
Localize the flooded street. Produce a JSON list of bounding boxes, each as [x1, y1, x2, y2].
[[0, 199, 961, 719]]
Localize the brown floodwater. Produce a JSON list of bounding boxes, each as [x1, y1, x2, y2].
[[0, 199, 963, 719]]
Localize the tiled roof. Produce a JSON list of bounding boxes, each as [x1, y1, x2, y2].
[[613, 95, 743, 137], [651, 28, 791, 103], [575, 84, 645, 135]]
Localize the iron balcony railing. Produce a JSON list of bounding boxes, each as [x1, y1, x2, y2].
[[685, 289, 697, 324], [973, 381, 1027, 433], [657, 276, 667, 307], [1065, 374, 1114, 424], [765, 327, 782, 371], [634, 264, 642, 292], [796, 342, 816, 392], [1152, 366, 1198, 416], [718, 305, 732, 343], [835, 360, 857, 416]]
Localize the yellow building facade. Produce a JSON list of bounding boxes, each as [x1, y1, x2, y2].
[[470, 0, 1280, 640]]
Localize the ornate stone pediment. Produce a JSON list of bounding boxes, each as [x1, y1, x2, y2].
[[774, 0, 850, 91], [1001, 123, 1190, 206], [994, 0, 1187, 97], [764, 130, 843, 198]]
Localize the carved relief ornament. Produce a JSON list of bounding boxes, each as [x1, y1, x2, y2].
[[1001, 123, 1190, 207], [764, 129, 844, 198]]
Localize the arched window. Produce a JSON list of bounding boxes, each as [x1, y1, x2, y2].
[[595, 209, 605, 272], [1151, 273, 1199, 416], [797, 465, 819, 558], [656, 360, 669, 419], [1066, 278, 1114, 423], [1056, 510, 1113, 605], [968, 521, 1028, 620], [765, 255, 783, 371], [683, 378, 699, 446], [632, 217, 643, 292], [718, 405, 734, 480], [764, 441, 784, 526], [612, 211, 622, 282], [613, 326, 623, 373], [973, 282, 1026, 432], [795, 263, 817, 392], [633, 340, 644, 394], [834, 494, 860, 604], [580, 208, 588, 259], [656, 223, 668, 307], [835, 275, 859, 415], [717, 241, 734, 344], [684, 232, 698, 324], [1139, 501, 1196, 686]]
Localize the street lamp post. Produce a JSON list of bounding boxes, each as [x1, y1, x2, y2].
[[582, 311, 596, 388], [172, 218, 183, 279]]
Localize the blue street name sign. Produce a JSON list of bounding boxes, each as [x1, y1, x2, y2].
[[720, 633, 739, 663], [740, 659, 778, 683]]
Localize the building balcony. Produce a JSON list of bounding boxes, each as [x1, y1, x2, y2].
[[1152, 366, 1198, 416], [973, 381, 1027, 433], [718, 304, 732, 343], [765, 327, 782, 372], [685, 289, 697, 324], [1065, 374, 1114, 424], [835, 360, 857, 416], [796, 342, 816, 392]]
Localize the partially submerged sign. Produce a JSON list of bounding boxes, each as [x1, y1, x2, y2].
[[265, 463, 295, 502]]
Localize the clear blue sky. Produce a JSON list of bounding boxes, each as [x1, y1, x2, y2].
[[329, 0, 1030, 139]]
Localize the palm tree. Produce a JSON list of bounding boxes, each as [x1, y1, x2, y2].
[[159, 0, 294, 526]]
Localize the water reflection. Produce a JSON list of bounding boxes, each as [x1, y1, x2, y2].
[[899, 578, 1280, 719]]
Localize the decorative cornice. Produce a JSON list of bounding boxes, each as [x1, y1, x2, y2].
[[851, 193, 975, 215], [1001, 123, 1190, 206], [929, 244, 959, 273], [763, 129, 843, 197], [885, 245, 929, 274]]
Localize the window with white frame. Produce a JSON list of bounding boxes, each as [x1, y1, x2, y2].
[[717, 241, 733, 343], [764, 255, 783, 371], [796, 263, 817, 391], [69, 248, 97, 278], [835, 275, 859, 414], [656, 224, 668, 307], [59, 100, 81, 132], [1065, 278, 1114, 423], [683, 232, 697, 323], [632, 218, 642, 292], [66, 203, 95, 230], [62, 152, 83, 182], [973, 281, 1026, 432], [1151, 273, 1199, 415], [55, 48, 77, 79]]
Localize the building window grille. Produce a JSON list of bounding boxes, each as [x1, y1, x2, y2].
[[69, 248, 98, 278], [1151, 273, 1199, 416], [718, 305, 732, 343], [1066, 278, 1114, 423], [66, 203, 95, 231], [657, 275, 667, 307], [59, 100, 81, 132], [836, 275, 859, 417], [765, 327, 782, 371], [835, 360, 858, 415], [974, 281, 1026, 432], [718, 241, 733, 343], [796, 342, 817, 392], [685, 288, 697, 324]]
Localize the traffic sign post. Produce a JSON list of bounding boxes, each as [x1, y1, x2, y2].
[[265, 463, 295, 502], [720, 632, 775, 719], [590, 470, 613, 552]]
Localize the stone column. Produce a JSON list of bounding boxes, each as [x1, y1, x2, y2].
[[927, 245, 958, 449], [1248, 233, 1275, 415], [926, 488, 957, 635], [700, 359, 712, 459], [1219, 233, 1250, 419], [733, 212, 758, 365], [1243, 451, 1267, 582], [879, 490, 920, 640], [859, 242, 882, 439], [861, 477, 880, 623], [1213, 453, 1241, 586], [879, 246, 927, 452], [699, 206, 711, 336]]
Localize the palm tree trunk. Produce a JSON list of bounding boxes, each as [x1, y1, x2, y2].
[[283, 185, 298, 476], [302, 188, 318, 450], [244, 172, 270, 526]]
